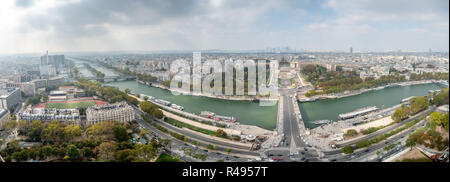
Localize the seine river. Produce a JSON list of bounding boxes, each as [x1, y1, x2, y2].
[[104, 81, 279, 130], [105, 81, 446, 130], [299, 83, 447, 129]]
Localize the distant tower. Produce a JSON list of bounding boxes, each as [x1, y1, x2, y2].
[[350, 47, 353, 54], [46, 50, 49, 64]]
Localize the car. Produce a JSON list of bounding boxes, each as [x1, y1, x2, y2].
[[203, 150, 208, 152], [272, 157, 277, 160], [364, 149, 370, 153], [268, 154, 274, 157], [277, 154, 283, 156], [300, 151, 305, 155], [216, 152, 221, 155], [301, 157, 305, 161], [278, 158, 282, 161]]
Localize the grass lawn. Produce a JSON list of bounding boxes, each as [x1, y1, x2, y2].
[[155, 153, 179, 162], [46, 101, 96, 109]]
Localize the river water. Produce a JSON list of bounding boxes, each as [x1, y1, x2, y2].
[[104, 81, 279, 130], [299, 83, 447, 129]]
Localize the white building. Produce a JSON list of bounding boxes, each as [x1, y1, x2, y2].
[[86, 102, 135, 125]]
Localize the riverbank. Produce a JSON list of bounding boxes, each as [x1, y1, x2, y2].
[[140, 80, 278, 102], [129, 93, 275, 137], [301, 79, 445, 102]]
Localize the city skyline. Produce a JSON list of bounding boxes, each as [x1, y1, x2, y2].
[[0, 0, 449, 55]]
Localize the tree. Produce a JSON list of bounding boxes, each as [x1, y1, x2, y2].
[[124, 88, 131, 94], [66, 144, 80, 160], [136, 93, 141, 98], [113, 125, 129, 142], [226, 148, 232, 154], [139, 128, 149, 138], [63, 125, 82, 141], [406, 137, 416, 149], [341, 146, 354, 154], [344, 129, 358, 137], [96, 142, 116, 161], [392, 108, 409, 122], [143, 96, 149, 101], [86, 121, 115, 141], [41, 121, 63, 143], [216, 129, 226, 137], [29, 120, 44, 141], [2, 120, 18, 132], [444, 113, 449, 131], [430, 112, 444, 130], [115, 149, 136, 162], [134, 144, 158, 162]]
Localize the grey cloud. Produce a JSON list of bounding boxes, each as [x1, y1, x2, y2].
[[15, 0, 34, 8], [23, 0, 209, 37]]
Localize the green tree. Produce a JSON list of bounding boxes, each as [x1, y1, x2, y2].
[[341, 146, 354, 154], [113, 125, 129, 142], [344, 129, 358, 137], [392, 108, 409, 122], [96, 142, 116, 161], [66, 144, 80, 160], [431, 112, 443, 125], [226, 148, 232, 154], [124, 88, 131, 94], [41, 121, 63, 143], [29, 120, 44, 141], [143, 96, 149, 101], [63, 125, 82, 141]]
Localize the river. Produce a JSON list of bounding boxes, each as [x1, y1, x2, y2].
[[299, 83, 447, 129], [104, 81, 279, 130]]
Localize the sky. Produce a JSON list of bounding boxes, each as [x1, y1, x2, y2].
[[0, 0, 448, 54]]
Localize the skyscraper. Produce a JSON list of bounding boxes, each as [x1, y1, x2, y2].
[[350, 47, 353, 54]]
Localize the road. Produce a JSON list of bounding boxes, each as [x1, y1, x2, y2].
[[324, 112, 430, 162], [335, 106, 436, 148], [133, 107, 261, 158], [280, 88, 305, 148]]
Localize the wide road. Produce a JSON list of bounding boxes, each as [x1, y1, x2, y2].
[[134, 107, 261, 157], [335, 106, 436, 148], [280, 86, 305, 149], [326, 114, 430, 162]]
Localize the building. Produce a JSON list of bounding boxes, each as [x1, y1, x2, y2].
[[86, 102, 135, 125], [47, 76, 64, 89], [0, 109, 10, 129], [20, 82, 36, 96], [0, 88, 21, 110], [58, 86, 85, 99], [48, 90, 67, 101], [40, 54, 65, 68], [19, 108, 80, 125], [32, 79, 47, 89]]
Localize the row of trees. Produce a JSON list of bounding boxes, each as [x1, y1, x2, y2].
[[392, 96, 429, 122], [406, 112, 449, 151], [140, 101, 164, 119], [302, 64, 449, 97], [83, 63, 105, 78], [0, 120, 164, 162], [137, 73, 158, 83]]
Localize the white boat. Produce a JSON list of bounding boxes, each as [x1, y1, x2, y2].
[[313, 120, 332, 125]]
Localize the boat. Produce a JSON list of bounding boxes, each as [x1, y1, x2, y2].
[[170, 104, 184, 111], [338, 106, 379, 120], [200, 111, 236, 122], [313, 120, 332, 125], [374, 86, 384, 90]]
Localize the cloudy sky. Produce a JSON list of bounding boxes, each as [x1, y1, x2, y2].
[[0, 0, 448, 54]]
